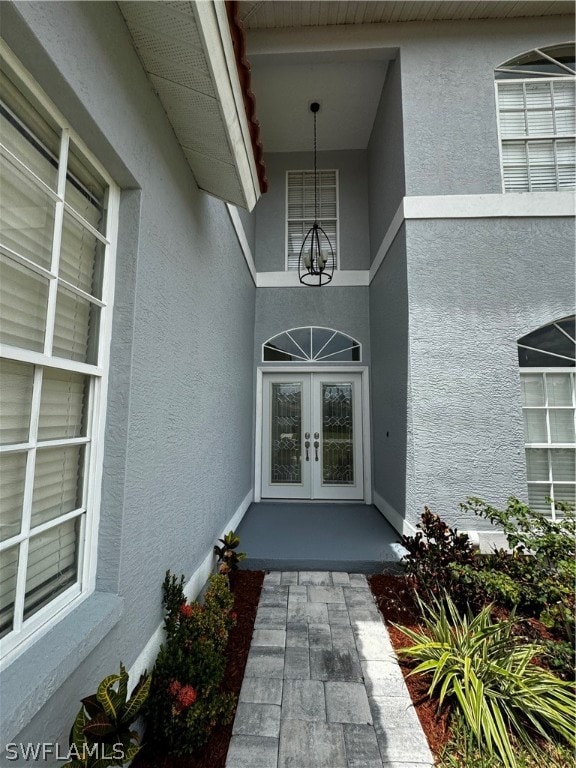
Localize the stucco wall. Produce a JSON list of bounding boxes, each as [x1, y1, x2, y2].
[[367, 56, 405, 260], [405, 217, 575, 529], [254, 286, 370, 368], [398, 17, 572, 196], [254, 150, 370, 271], [2, 0, 256, 752], [369, 228, 409, 520]]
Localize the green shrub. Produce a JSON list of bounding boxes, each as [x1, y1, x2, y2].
[[400, 506, 477, 605], [63, 663, 150, 768], [395, 595, 576, 768], [459, 497, 576, 648], [144, 572, 237, 755]]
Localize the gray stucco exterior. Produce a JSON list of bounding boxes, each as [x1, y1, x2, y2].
[[2, 0, 256, 754], [1, 1, 574, 758], [367, 55, 405, 259], [405, 217, 575, 528], [254, 150, 371, 271]]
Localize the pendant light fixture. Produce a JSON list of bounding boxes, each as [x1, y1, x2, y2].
[[298, 102, 334, 286]]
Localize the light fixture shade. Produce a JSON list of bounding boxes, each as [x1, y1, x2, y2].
[[298, 102, 335, 287]]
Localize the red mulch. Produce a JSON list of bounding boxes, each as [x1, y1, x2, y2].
[[368, 574, 452, 758], [134, 570, 264, 768]]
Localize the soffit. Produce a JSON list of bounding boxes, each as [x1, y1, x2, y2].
[[119, 1, 263, 210], [239, 1, 574, 28]]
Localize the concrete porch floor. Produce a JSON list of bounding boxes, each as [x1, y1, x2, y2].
[[236, 503, 406, 573]]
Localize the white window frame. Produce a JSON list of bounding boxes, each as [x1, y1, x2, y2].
[[262, 326, 362, 363], [0, 41, 119, 667], [520, 368, 575, 520], [285, 169, 339, 271], [495, 45, 576, 193]]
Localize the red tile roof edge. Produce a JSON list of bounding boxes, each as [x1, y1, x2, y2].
[[225, 0, 269, 196]]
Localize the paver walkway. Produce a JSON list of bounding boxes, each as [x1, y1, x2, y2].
[[225, 571, 434, 768]]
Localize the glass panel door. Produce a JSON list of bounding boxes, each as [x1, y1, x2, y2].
[[261, 375, 311, 499], [261, 372, 364, 500], [321, 382, 354, 485], [312, 373, 363, 500]]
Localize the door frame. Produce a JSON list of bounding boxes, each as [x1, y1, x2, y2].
[[255, 366, 372, 504]]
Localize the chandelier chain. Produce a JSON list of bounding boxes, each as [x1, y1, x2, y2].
[[313, 108, 318, 224]]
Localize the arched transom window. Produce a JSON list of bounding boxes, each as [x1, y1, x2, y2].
[[263, 327, 361, 362], [518, 316, 575, 519], [495, 43, 575, 192]]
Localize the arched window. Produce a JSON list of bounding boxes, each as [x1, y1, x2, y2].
[[518, 316, 575, 518], [495, 43, 575, 192], [263, 327, 361, 362]]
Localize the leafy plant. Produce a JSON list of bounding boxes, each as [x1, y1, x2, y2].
[[400, 506, 477, 604], [145, 571, 237, 755], [214, 530, 246, 574], [395, 595, 576, 768], [438, 710, 575, 768], [459, 497, 576, 649], [63, 663, 150, 768]]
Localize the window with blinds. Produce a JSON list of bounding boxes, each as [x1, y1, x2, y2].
[[286, 170, 338, 271], [518, 317, 576, 520], [495, 44, 575, 192], [0, 49, 118, 660]]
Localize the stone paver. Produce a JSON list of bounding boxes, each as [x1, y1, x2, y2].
[[325, 682, 373, 725], [239, 677, 283, 706], [232, 702, 281, 738], [226, 735, 279, 768], [281, 679, 326, 721], [225, 573, 434, 768]]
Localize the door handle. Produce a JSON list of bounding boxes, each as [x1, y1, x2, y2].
[[314, 440, 319, 461], [304, 440, 310, 461]]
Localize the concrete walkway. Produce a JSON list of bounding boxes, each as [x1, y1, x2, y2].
[[225, 571, 434, 768]]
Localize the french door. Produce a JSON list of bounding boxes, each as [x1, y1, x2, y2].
[[261, 372, 364, 500]]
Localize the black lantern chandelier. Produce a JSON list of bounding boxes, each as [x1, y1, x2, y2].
[[298, 102, 334, 286]]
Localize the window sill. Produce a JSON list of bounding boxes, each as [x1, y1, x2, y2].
[[0, 591, 123, 743]]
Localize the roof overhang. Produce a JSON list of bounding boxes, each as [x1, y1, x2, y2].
[[120, 0, 266, 211]]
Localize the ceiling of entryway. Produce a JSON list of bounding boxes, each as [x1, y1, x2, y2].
[[238, 1, 574, 154]]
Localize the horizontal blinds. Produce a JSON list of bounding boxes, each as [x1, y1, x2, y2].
[[23, 519, 78, 621], [0, 69, 60, 187], [498, 79, 575, 191], [31, 445, 84, 529], [0, 360, 33, 444], [0, 53, 117, 653], [38, 369, 88, 440], [0, 452, 26, 543], [0, 255, 49, 351], [286, 170, 337, 271], [0, 155, 56, 268], [52, 287, 98, 363]]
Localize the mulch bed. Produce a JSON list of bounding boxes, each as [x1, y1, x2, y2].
[[134, 569, 265, 768], [368, 574, 452, 758]]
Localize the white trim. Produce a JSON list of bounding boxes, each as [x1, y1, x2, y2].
[[402, 191, 575, 219], [255, 366, 371, 504], [226, 204, 257, 284], [193, 1, 260, 211], [373, 490, 417, 537], [257, 270, 368, 288], [257, 190, 574, 289], [126, 490, 253, 690]]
